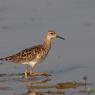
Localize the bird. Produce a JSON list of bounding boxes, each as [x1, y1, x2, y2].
[[0, 30, 65, 79]]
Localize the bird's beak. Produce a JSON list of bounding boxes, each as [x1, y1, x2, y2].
[[56, 35, 65, 40]]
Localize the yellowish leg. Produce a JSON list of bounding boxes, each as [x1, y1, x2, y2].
[[30, 66, 33, 76], [24, 64, 28, 79]]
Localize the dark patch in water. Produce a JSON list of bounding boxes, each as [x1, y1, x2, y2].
[[84, 23, 92, 27], [0, 25, 10, 30]]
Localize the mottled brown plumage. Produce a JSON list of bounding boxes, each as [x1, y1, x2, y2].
[[0, 44, 49, 64], [0, 30, 65, 78]]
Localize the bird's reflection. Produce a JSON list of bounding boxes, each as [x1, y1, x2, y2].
[[22, 77, 80, 95], [22, 78, 51, 95]]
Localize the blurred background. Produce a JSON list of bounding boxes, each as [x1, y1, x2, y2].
[[0, 0, 95, 95]]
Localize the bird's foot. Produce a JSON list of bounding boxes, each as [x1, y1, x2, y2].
[[30, 72, 51, 77]]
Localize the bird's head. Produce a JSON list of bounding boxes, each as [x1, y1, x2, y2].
[[45, 30, 65, 40]]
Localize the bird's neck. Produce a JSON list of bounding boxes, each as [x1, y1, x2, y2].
[[43, 37, 51, 49]]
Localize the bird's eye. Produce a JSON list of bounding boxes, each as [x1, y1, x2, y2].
[[50, 32, 54, 35]]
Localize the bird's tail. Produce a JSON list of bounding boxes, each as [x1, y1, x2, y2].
[[0, 57, 7, 61], [0, 57, 6, 64]]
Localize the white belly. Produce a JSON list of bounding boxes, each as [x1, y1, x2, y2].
[[22, 61, 37, 68]]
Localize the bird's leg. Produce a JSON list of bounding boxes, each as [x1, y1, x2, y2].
[[24, 64, 28, 79], [30, 66, 33, 76]]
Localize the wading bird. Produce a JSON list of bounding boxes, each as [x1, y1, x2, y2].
[[0, 30, 65, 79]]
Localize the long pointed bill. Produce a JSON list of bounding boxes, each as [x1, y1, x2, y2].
[[56, 35, 65, 40]]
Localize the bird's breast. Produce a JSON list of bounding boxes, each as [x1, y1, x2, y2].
[[22, 61, 37, 68]]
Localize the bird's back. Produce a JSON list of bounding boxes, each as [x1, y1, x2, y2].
[[0, 44, 49, 64]]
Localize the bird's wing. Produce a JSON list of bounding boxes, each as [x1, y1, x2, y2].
[[0, 44, 44, 63]]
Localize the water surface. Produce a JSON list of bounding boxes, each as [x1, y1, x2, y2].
[[0, 0, 95, 95]]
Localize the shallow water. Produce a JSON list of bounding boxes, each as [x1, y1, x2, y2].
[[0, 0, 95, 95]]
